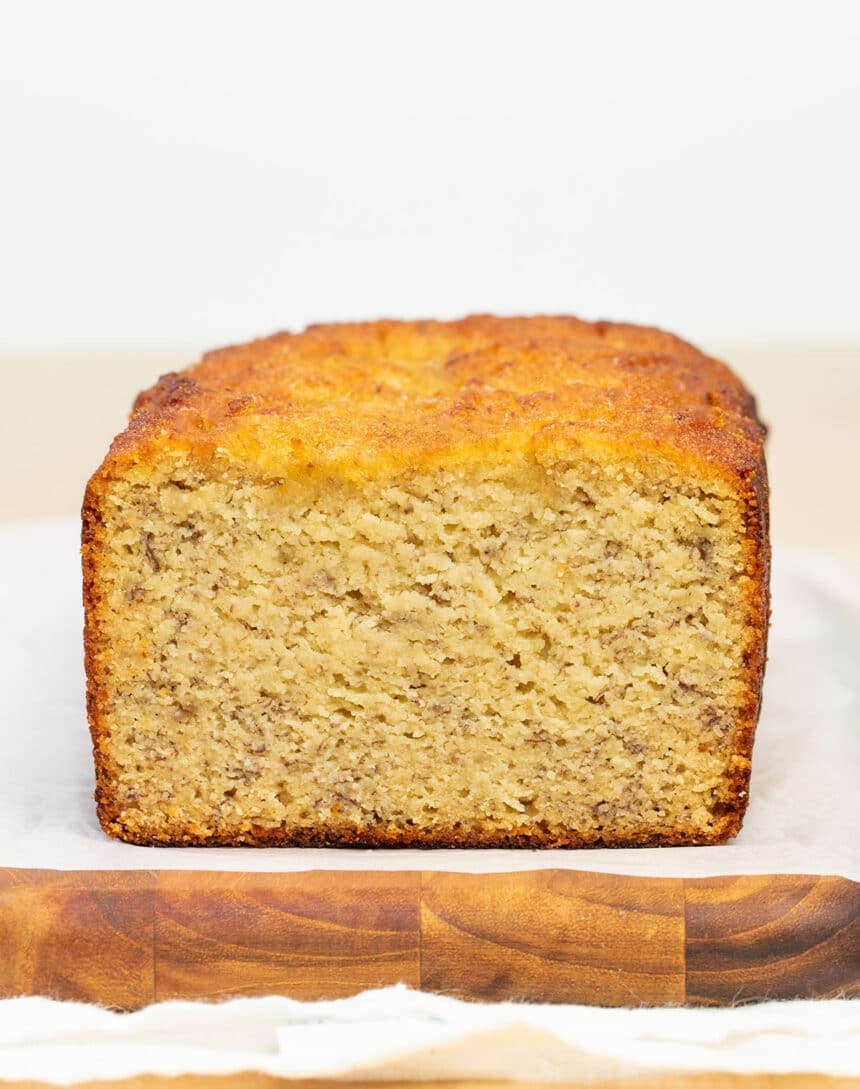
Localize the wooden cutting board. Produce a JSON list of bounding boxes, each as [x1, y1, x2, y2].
[[1, 868, 857, 1009], [7, 1076, 860, 1089], [8, 1076, 860, 1089]]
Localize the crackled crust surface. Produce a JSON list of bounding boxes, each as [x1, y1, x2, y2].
[[83, 315, 769, 849], [113, 315, 765, 481]]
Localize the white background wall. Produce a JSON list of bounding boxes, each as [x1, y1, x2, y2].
[[2, 0, 859, 350]]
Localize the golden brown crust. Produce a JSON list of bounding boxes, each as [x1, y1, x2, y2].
[[102, 314, 766, 482], [83, 315, 769, 849], [722, 456, 771, 837], [82, 482, 113, 831]]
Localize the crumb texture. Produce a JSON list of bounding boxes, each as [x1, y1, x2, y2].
[[91, 461, 756, 846], [84, 316, 768, 848]]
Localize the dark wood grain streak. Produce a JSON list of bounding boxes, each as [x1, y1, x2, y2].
[[685, 874, 860, 1004], [421, 869, 686, 1005], [0, 868, 155, 1008], [0, 868, 857, 1008], [155, 870, 420, 1001]]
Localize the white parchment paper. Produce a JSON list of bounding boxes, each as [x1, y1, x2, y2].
[[1, 987, 859, 1083], [2, 517, 858, 879]]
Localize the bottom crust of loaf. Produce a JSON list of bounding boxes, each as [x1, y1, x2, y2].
[[96, 797, 745, 849]]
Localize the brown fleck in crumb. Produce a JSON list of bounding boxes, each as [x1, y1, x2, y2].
[[141, 531, 160, 572], [225, 766, 262, 783]]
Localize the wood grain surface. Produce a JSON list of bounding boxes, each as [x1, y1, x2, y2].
[[6, 1076, 860, 1089], [686, 873, 860, 1004], [156, 870, 420, 1001], [0, 868, 857, 1008], [0, 868, 155, 1008], [421, 869, 686, 1005]]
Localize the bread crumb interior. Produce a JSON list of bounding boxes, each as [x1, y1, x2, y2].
[[94, 454, 752, 844]]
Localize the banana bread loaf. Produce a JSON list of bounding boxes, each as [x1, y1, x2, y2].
[[83, 315, 769, 847]]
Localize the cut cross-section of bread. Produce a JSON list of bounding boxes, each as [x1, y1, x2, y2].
[[83, 316, 769, 847]]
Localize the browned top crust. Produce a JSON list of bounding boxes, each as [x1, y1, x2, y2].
[[101, 315, 766, 483]]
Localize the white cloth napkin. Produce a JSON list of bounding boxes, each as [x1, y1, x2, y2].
[[0, 517, 857, 879], [0, 986, 858, 1084]]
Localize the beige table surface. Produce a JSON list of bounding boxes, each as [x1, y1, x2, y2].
[[1, 345, 857, 551]]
